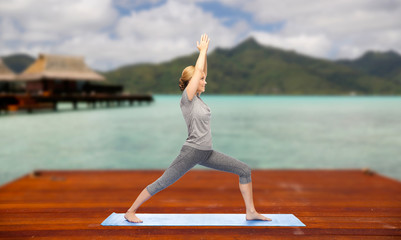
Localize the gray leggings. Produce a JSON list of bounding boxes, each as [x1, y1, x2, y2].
[[146, 145, 252, 196]]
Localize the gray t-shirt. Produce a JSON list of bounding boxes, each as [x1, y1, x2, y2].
[[180, 88, 212, 150]]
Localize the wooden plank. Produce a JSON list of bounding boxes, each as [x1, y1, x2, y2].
[[0, 170, 400, 239]]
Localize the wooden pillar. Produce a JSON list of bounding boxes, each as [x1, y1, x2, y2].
[[53, 101, 58, 111]]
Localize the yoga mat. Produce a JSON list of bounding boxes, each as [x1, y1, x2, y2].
[[101, 213, 306, 227]]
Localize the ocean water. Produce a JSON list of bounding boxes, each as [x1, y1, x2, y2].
[[1, 95, 400, 185]]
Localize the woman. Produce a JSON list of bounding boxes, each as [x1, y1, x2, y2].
[[125, 34, 270, 223]]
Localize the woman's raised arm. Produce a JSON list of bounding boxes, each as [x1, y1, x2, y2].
[[186, 34, 210, 101]]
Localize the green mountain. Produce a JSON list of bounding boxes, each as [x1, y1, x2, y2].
[[104, 38, 401, 95], [2, 39, 401, 95], [2, 54, 35, 73], [338, 51, 401, 84]]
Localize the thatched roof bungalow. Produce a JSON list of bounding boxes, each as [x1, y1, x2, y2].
[[0, 59, 17, 93], [18, 54, 104, 81], [18, 54, 108, 95], [0, 59, 16, 81]]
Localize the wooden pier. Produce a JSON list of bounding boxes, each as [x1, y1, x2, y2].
[[0, 94, 153, 113], [0, 169, 400, 239]]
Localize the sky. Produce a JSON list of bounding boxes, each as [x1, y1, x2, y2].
[[0, 0, 400, 71]]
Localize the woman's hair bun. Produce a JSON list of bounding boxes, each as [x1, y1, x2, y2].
[[178, 65, 195, 91]]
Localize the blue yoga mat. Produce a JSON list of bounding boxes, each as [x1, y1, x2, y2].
[[101, 213, 305, 227]]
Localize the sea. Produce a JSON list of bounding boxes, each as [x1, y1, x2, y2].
[[1, 95, 400, 185]]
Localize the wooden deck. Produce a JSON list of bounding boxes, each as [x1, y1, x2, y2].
[[0, 170, 400, 239]]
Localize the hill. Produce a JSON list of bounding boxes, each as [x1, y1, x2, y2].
[[104, 38, 401, 95], [2, 40, 401, 95], [338, 51, 401, 84], [1, 54, 35, 73]]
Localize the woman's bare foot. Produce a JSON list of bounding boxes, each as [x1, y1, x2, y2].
[[124, 211, 143, 223], [246, 211, 272, 221]]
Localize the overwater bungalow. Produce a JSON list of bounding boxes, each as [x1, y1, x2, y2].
[[1, 54, 152, 113], [0, 59, 17, 94], [17, 54, 122, 96]]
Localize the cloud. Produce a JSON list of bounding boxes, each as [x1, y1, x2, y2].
[[1, 0, 243, 70], [211, 0, 401, 59], [251, 32, 332, 59], [0, 0, 118, 38], [0, 0, 229, 70], [0, 0, 400, 70], [114, 1, 242, 58]]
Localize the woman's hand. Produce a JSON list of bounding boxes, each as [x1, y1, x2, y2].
[[197, 34, 210, 52], [186, 34, 210, 101]]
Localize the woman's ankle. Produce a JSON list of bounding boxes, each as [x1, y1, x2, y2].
[[246, 209, 256, 214]]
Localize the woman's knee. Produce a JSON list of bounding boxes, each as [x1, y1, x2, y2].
[[239, 163, 252, 184], [243, 163, 252, 177], [146, 182, 162, 196]]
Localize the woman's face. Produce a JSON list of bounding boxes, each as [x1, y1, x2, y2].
[[197, 73, 207, 93]]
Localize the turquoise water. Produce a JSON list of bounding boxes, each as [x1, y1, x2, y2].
[[1, 95, 400, 185]]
